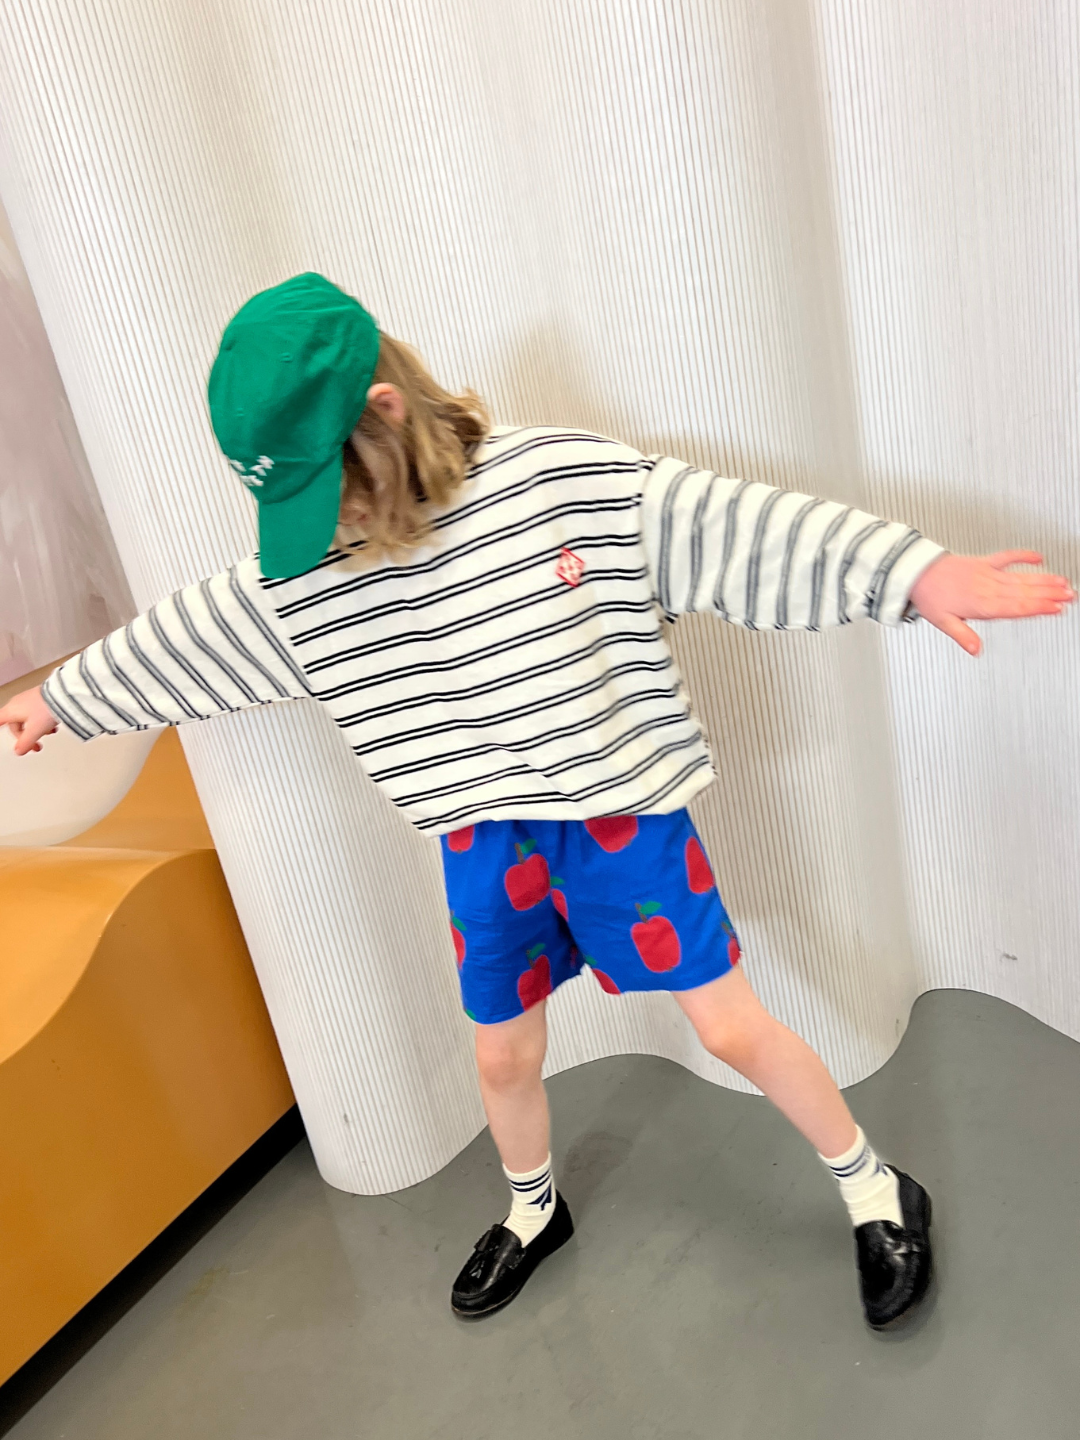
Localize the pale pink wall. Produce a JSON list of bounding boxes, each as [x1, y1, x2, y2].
[[0, 201, 133, 684]]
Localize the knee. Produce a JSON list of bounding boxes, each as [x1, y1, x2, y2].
[[695, 1002, 774, 1071], [475, 1027, 545, 1092]]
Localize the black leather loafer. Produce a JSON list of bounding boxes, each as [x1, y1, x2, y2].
[[855, 1168, 933, 1329], [451, 1192, 574, 1319]]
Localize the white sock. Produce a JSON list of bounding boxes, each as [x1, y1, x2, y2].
[[502, 1154, 557, 1246], [820, 1126, 904, 1228]]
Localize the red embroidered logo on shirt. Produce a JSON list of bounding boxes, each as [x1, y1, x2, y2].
[[556, 548, 585, 587]]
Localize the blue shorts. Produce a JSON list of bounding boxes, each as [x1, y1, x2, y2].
[[439, 810, 741, 1025]]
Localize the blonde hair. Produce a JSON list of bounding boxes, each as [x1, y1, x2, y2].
[[337, 333, 489, 563]]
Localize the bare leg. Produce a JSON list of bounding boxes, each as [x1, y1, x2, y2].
[[474, 1002, 550, 1173], [452, 1002, 571, 1316], [677, 965, 930, 1328], [676, 966, 857, 1158]]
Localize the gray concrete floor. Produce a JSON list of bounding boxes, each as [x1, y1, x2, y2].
[[6, 989, 1080, 1440]]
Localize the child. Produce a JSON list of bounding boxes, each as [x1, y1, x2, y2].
[[2, 273, 1072, 1330]]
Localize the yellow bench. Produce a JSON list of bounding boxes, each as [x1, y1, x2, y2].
[[0, 693, 293, 1383]]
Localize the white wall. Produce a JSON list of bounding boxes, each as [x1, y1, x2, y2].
[[0, 0, 1075, 1192], [818, 2, 1080, 1032], [0, 199, 132, 683]]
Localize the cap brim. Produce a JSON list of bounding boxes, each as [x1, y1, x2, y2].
[[256, 453, 343, 579]]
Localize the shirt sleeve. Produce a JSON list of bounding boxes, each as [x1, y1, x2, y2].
[[40, 557, 312, 740], [640, 455, 945, 629]]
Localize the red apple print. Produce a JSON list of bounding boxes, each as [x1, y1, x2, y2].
[[584, 955, 621, 994], [447, 826, 475, 853], [504, 840, 551, 911], [517, 943, 553, 1010], [728, 935, 741, 966], [550, 876, 568, 921], [450, 916, 466, 968], [684, 836, 715, 894], [584, 816, 639, 853], [631, 902, 681, 972]]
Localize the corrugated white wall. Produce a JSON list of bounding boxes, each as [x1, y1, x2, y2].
[[817, 3, 1080, 1031], [0, 0, 1074, 1192]]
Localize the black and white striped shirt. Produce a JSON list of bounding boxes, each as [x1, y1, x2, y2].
[[43, 428, 943, 833]]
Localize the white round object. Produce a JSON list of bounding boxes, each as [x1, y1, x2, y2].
[[0, 723, 160, 846]]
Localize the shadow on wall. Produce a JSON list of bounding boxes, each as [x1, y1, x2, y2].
[[485, 322, 623, 442], [871, 473, 1080, 568]]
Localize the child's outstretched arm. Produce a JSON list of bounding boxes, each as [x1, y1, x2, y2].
[[0, 558, 312, 756], [641, 458, 1073, 648]]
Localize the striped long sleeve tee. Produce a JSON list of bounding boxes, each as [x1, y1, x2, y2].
[[42, 427, 944, 834]]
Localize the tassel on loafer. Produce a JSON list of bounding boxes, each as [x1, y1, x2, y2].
[[855, 1167, 933, 1329], [451, 1192, 574, 1319]]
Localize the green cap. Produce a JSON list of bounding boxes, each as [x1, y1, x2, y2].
[[208, 272, 380, 579]]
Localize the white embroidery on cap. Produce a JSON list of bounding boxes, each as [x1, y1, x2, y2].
[[229, 454, 275, 489]]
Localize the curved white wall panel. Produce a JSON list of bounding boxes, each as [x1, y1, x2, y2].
[[817, 2, 1080, 1033], [0, 0, 1074, 1192]]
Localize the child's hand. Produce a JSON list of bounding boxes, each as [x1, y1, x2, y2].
[[0, 686, 60, 755], [910, 552, 1076, 656]]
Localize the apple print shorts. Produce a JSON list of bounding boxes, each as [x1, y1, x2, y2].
[[439, 809, 741, 1025]]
